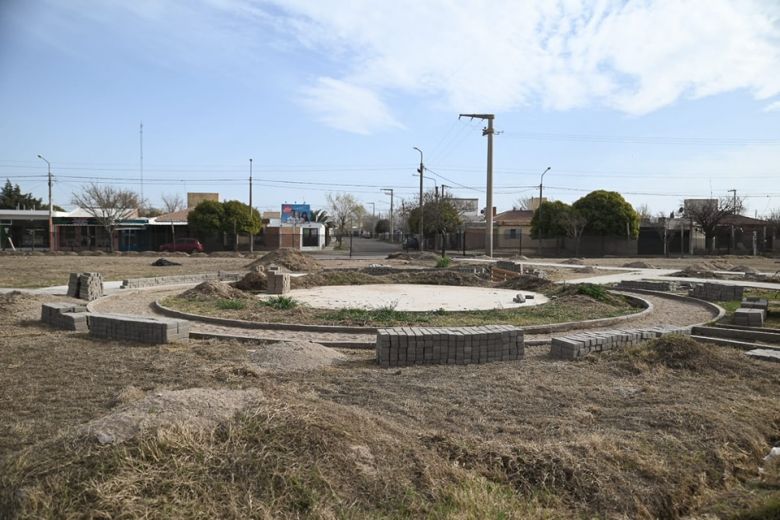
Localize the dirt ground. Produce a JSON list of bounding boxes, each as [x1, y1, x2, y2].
[[2, 292, 780, 518]]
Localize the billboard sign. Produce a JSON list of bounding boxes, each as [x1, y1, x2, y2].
[[281, 203, 312, 223]]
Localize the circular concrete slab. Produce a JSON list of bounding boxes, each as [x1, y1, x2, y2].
[[261, 284, 548, 312]]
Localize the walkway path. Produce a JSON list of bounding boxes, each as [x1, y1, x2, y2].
[[88, 284, 715, 347]]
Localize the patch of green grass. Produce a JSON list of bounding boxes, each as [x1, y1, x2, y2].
[[435, 256, 452, 268], [260, 296, 299, 310], [216, 298, 246, 310], [319, 305, 426, 326], [576, 283, 608, 301]]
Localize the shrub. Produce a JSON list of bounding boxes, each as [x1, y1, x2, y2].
[[216, 299, 246, 310], [577, 283, 607, 301], [261, 296, 298, 310], [436, 256, 452, 268]]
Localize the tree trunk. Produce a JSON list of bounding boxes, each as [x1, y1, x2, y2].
[[705, 232, 714, 253]]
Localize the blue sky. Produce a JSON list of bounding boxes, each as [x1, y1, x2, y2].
[[1, 0, 779, 218]]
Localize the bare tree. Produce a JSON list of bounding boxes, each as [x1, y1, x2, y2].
[[161, 193, 185, 214], [635, 203, 652, 223], [326, 192, 365, 247], [72, 183, 140, 252], [559, 207, 588, 256], [684, 196, 743, 252], [514, 196, 536, 211]]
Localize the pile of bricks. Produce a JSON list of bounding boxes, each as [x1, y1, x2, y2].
[[88, 313, 190, 344], [40, 302, 89, 331], [67, 272, 104, 301], [741, 298, 769, 312], [734, 308, 765, 327], [375, 325, 524, 368], [267, 272, 291, 294], [550, 326, 691, 360], [689, 283, 744, 301], [615, 280, 676, 292]]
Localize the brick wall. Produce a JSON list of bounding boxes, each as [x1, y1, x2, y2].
[[88, 313, 190, 344]]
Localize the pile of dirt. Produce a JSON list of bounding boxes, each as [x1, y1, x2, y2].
[[151, 258, 181, 267], [386, 252, 440, 262], [730, 264, 759, 274], [291, 271, 383, 289], [388, 269, 486, 286], [577, 266, 596, 273], [622, 261, 656, 269], [245, 249, 321, 272], [498, 275, 553, 291], [80, 388, 263, 445], [233, 267, 267, 291], [248, 341, 346, 371], [561, 258, 585, 265], [612, 335, 746, 374], [179, 281, 248, 301]]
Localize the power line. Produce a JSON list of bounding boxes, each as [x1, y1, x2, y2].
[[501, 130, 780, 146]]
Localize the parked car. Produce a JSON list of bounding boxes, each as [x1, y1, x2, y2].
[[159, 238, 204, 253], [403, 236, 419, 250]]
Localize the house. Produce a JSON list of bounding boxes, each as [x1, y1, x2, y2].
[[493, 209, 534, 251]]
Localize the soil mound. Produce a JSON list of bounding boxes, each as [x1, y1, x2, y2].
[[577, 266, 596, 273], [498, 275, 553, 291], [622, 261, 655, 269], [614, 335, 746, 373], [389, 269, 486, 286], [248, 341, 346, 371], [151, 258, 181, 267], [245, 249, 321, 272], [291, 271, 383, 289], [386, 252, 440, 262], [233, 270, 267, 291], [179, 281, 248, 301], [562, 258, 585, 265], [81, 388, 262, 445], [730, 264, 758, 274]]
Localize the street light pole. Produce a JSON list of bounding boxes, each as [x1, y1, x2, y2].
[[538, 166, 551, 257], [413, 147, 424, 251], [458, 113, 495, 256], [36, 154, 54, 251], [381, 188, 394, 242], [728, 188, 736, 254], [249, 158, 254, 253]]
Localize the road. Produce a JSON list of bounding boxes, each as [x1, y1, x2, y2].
[[314, 237, 402, 259]]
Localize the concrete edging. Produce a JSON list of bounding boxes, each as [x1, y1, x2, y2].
[[608, 287, 726, 327], [520, 292, 652, 335], [153, 292, 654, 338], [153, 300, 377, 334]]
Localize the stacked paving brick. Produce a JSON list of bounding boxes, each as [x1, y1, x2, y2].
[[375, 325, 524, 368], [88, 314, 190, 344], [615, 280, 676, 291], [734, 308, 765, 327], [550, 326, 691, 360], [267, 272, 291, 294], [40, 302, 89, 331], [689, 283, 744, 301], [741, 298, 769, 311], [66, 272, 104, 300], [121, 272, 241, 289]]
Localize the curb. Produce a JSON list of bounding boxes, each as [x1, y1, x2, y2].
[[189, 331, 375, 349], [607, 288, 725, 327]]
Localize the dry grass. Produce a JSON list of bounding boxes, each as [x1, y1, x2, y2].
[[2, 294, 780, 518], [0, 255, 249, 288]]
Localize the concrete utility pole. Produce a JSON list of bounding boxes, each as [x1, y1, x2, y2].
[[441, 184, 450, 198], [728, 188, 736, 253], [139, 122, 144, 203], [249, 158, 254, 253], [36, 154, 54, 251], [537, 166, 551, 257], [413, 147, 424, 250], [381, 188, 394, 241], [459, 113, 495, 256]]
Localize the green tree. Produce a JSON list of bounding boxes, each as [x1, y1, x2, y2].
[[573, 190, 639, 238], [530, 200, 570, 239], [187, 200, 224, 240], [0, 179, 44, 210], [222, 200, 261, 251], [375, 218, 391, 234], [407, 194, 462, 255]]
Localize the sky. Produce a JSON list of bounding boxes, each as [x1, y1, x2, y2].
[[0, 0, 779, 219]]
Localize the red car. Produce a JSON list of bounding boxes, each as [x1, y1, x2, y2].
[[159, 238, 204, 253]]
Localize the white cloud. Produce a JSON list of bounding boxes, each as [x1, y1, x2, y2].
[[298, 77, 403, 135], [265, 0, 780, 126], [765, 100, 780, 111]]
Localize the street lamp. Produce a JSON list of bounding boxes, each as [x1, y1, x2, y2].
[[413, 147, 424, 250], [537, 166, 551, 256], [36, 154, 54, 251], [381, 188, 394, 241], [441, 184, 451, 198]]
